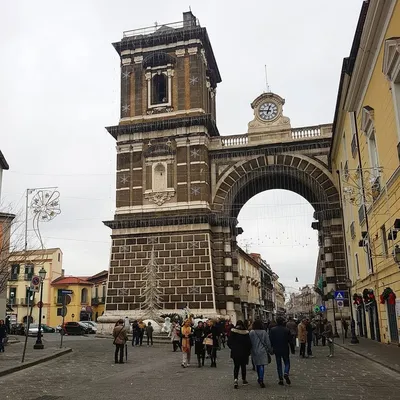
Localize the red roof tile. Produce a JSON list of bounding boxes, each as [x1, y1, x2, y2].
[[51, 276, 93, 286]]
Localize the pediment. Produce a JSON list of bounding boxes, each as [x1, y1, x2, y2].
[[383, 37, 400, 82], [361, 106, 374, 135], [250, 92, 285, 110]]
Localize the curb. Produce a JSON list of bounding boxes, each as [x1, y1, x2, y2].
[[335, 343, 400, 374], [0, 348, 73, 377]]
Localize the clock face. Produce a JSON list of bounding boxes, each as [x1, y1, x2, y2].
[[259, 102, 279, 121]]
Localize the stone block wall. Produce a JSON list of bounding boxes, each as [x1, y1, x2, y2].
[[106, 230, 216, 314]]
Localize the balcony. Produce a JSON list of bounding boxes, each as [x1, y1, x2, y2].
[[344, 161, 349, 181], [20, 298, 35, 306], [9, 274, 18, 281], [371, 175, 381, 200], [7, 298, 17, 306], [24, 273, 33, 281]]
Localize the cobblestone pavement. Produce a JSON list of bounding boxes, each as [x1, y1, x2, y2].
[[1, 338, 400, 400]]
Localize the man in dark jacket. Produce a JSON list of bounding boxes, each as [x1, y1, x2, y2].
[[269, 317, 291, 386], [227, 320, 252, 389]]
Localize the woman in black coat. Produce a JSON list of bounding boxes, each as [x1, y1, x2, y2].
[[204, 320, 219, 367], [193, 321, 206, 367], [227, 320, 252, 389]]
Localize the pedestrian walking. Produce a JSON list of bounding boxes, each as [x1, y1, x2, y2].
[[131, 320, 139, 346], [112, 319, 128, 364], [180, 319, 193, 368], [318, 319, 326, 346], [146, 321, 154, 346], [306, 319, 314, 358], [204, 319, 219, 367], [227, 320, 251, 389], [341, 318, 349, 339], [322, 319, 334, 357], [193, 321, 206, 367], [286, 317, 297, 354], [269, 317, 292, 386], [297, 319, 307, 358], [138, 320, 145, 346], [171, 321, 181, 352], [0, 320, 7, 353], [249, 319, 273, 388]]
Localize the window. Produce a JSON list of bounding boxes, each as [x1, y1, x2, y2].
[[355, 253, 360, 278], [368, 131, 379, 177], [81, 288, 88, 304], [153, 163, 167, 192], [58, 253, 61, 262], [9, 287, 17, 304], [10, 264, 19, 280], [365, 241, 373, 275], [152, 73, 167, 105], [57, 308, 63, 316], [24, 263, 34, 280], [361, 106, 380, 179], [350, 113, 358, 158], [380, 225, 389, 257]]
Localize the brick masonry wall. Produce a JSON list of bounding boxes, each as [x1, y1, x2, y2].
[[106, 231, 215, 313]]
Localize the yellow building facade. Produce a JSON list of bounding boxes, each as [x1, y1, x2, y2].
[[87, 270, 108, 321], [331, 0, 400, 343], [6, 248, 63, 325], [49, 277, 94, 328]]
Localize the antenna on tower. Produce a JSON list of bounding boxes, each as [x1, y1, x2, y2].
[[265, 65, 271, 93]]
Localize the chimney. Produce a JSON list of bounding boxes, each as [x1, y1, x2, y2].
[[61, 269, 65, 277]]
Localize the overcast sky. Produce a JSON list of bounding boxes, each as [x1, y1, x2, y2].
[[1, 1, 362, 291]]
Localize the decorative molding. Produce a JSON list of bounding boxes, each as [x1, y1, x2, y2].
[[147, 106, 174, 115], [361, 106, 374, 135], [175, 49, 186, 57], [121, 58, 131, 66], [200, 49, 207, 66], [383, 37, 400, 82], [188, 47, 198, 55], [144, 190, 175, 206], [133, 55, 143, 64]]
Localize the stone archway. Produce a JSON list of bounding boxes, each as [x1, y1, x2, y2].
[[209, 152, 346, 323]]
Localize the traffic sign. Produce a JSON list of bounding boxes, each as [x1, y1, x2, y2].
[[71, 313, 75, 318], [65, 295, 72, 305], [60, 306, 67, 317], [61, 290, 73, 295], [334, 291, 345, 300], [337, 300, 344, 309], [37, 301, 43, 308], [319, 305, 326, 312], [30, 275, 40, 292], [314, 305, 320, 313]]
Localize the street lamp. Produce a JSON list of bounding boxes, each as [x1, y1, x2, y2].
[[345, 278, 359, 344], [33, 267, 47, 350], [329, 289, 340, 338]]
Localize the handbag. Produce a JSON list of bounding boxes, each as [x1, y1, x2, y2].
[[113, 327, 125, 345], [203, 337, 213, 346]]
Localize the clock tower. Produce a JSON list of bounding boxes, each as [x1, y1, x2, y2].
[[248, 92, 291, 141]]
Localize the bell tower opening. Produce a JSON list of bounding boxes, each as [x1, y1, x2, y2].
[[152, 73, 167, 105]]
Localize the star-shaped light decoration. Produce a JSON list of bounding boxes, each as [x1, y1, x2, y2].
[[189, 286, 200, 294], [120, 245, 130, 253], [148, 237, 159, 244], [189, 241, 200, 249], [122, 104, 130, 114], [190, 149, 200, 158], [120, 175, 129, 184], [171, 265, 181, 272], [191, 186, 200, 196], [189, 76, 199, 85], [118, 289, 128, 296], [122, 70, 130, 79]]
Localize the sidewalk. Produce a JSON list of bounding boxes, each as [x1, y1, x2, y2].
[[0, 336, 72, 377], [336, 336, 400, 373]]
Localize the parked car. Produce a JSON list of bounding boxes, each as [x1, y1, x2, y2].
[[41, 324, 56, 333], [79, 321, 97, 334], [61, 322, 87, 336], [27, 324, 43, 337]]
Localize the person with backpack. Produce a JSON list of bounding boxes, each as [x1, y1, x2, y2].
[[227, 320, 252, 389]]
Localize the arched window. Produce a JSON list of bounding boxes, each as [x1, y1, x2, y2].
[[153, 163, 167, 191], [81, 288, 88, 304], [152, 73, 167, 105]]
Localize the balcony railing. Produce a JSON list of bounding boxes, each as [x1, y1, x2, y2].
[[291, 124, 331, 140], [24, 273, 33, 281], [20, 298, 35, 306], [221, 134, 248, 147], [7, 298, 17, 305], [9, 274, 18, 281], [344, 161, 349, 181]]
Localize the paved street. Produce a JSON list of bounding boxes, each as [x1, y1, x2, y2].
[[1, 336, 400, 400]]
